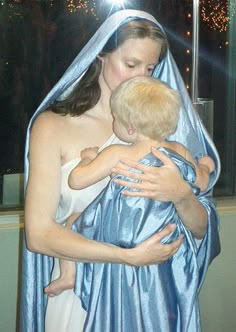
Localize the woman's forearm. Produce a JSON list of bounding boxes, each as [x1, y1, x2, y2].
[[25, 215, 183, 267], [174, 185, 208, 239], [26, 218, 127, 264]]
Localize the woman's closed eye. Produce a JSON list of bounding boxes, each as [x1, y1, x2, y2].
[[125, 62, 136, 68]]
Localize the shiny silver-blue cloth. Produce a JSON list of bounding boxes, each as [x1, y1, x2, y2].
[[21, 10, 221, 332], [73, 147, 218, 332]]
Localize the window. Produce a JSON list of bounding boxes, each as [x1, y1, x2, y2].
[[0, 0, 235, 209]]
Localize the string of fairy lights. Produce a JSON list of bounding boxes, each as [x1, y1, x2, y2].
[[65, 1, 236, 35], [64, 0, 236, 32], [1, 0, 235, 91], [1, 0, 235, 33], [185, 10, 192, 91], [67, 0, 97, 17], [183, 0, 235, 90], [200, 0, 236, 32]]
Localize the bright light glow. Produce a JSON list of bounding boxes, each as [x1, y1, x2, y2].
[[104, 0, 128, 16], [107, 0, 125, 5]]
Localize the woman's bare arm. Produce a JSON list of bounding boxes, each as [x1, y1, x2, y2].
[[25, 113, 183, 266]]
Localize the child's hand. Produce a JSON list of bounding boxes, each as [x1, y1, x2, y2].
[[195, 155, 215, 192], [80, 147, 99, 161], [198, 155, 215, 173]]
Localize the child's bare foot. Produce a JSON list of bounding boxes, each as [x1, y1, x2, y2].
[[44, 275, 75, 297]]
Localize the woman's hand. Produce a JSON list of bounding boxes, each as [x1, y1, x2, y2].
[[113, 147, 207, 239], [112, 147, 190, 203], [125, 224, 184, 266]]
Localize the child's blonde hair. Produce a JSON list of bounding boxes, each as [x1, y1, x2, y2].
[[110, 77, 180, 140]]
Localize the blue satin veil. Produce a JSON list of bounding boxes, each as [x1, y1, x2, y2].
[[20, 10, 221, 332]]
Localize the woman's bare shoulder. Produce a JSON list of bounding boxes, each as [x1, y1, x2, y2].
[[32, 110, 64, 129], [29, 111, 68, 154], [31, 111, 69, 140]]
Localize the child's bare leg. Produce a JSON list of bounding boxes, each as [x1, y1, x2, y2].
[[44, 212, 81, 297], [44, 259, 76, 297]]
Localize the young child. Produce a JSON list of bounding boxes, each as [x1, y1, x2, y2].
[[45, 76, 215, 297]]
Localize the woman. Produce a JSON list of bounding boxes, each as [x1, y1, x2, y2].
[[21, 9, 220, 332]]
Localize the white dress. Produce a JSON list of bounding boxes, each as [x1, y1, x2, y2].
[[45, 134, 122, 332]]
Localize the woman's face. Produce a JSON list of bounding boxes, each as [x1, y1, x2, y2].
[[99, 37, 162, 91]]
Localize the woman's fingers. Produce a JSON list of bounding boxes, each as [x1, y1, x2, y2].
[[150, 147, 173, 165], [132, 224, 184, 266], [156, 226, 184, 256], [154, 224, 184, 251], [113, 149, 187, 202], [113, 167, 147, 182], [113, 158, 156, 176], [113, 177, 158, 198], [112, 159, 158, 192], [112, 169, 160, 199], [113, 149, 173, 175]]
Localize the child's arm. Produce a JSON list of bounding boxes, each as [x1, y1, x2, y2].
[[181, 147, 215, 192], [68, 145, 126, 190], [194, 155, 215, 191]]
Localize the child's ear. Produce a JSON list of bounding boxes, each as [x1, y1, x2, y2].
[[128, 128, 134, 135], [127, 123, 136, 135]]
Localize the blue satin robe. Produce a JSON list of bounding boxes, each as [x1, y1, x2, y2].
[[73, 148, 220, 332]]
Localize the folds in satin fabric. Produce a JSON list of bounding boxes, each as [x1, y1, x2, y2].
[[73, 148, 220, 332]]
